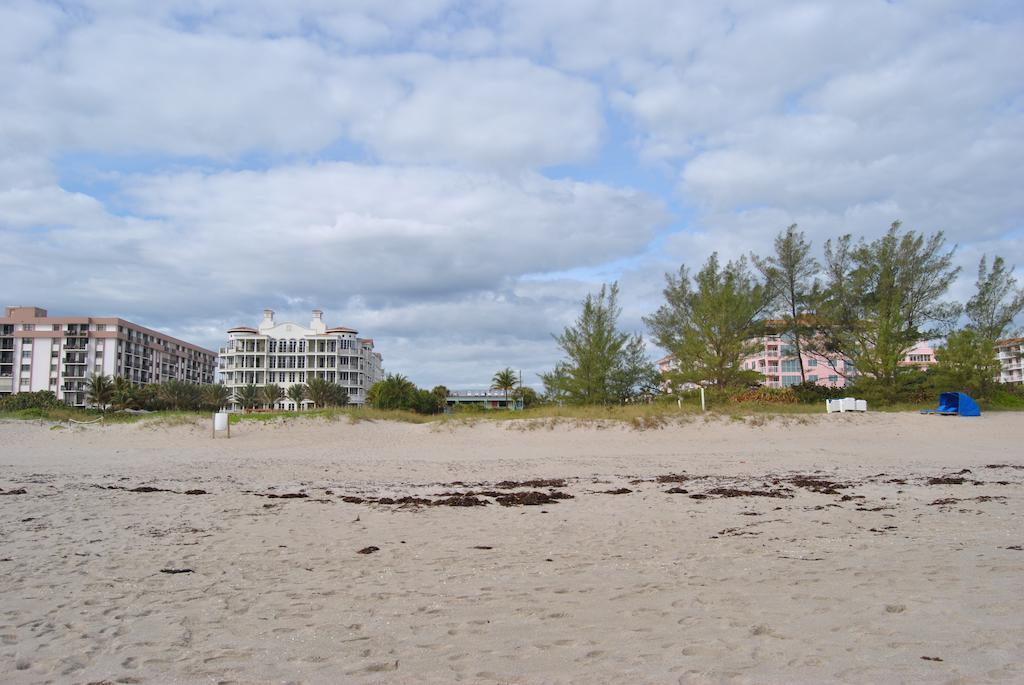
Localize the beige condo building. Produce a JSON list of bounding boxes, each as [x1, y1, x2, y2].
[[218, 309, 384, 408]]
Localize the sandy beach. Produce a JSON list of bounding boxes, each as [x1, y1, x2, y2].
[[1, 412, 1022, 684]]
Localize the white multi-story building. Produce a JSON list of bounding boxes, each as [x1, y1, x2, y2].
[[1, 305, 216, 405], [996, 337, 1023, 385], [218, 309, 384, 408]]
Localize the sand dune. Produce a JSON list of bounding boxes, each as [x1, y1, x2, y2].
[[1, 412, 1022, 684]]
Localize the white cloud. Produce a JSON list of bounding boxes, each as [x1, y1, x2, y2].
[[2, 0, 1023, 384]]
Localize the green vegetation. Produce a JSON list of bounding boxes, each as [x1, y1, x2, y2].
[[85, 373, 114, 410], [261, 383, 284, 409], [491, 368, 518, 408], [286, 383, 307, 409], [305, 376, 348, 408], [541, 282, 658, 404], [932, 256, 1024, 401], [818, 222, 960, 402], [366, 373, 417, 410], [366, 374, 446, 414], [2, 387, 1021, 430], [753, 224, 819, 384], [645, 254, 769, 389]]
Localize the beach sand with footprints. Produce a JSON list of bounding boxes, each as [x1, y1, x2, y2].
[[1, 412, 1022, 684]]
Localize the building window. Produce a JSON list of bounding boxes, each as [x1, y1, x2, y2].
[[22, 350, 31, 358], [807, 358, 817, 368], [21, 364, 30, 372], [782, 376, 801, 386], [808, 375, 818, 383], [781, 359, 800, 373], [96, 324, 106, 331], [828, 375, 839, 384]]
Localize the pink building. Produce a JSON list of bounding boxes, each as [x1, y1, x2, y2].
[[744, 333, 935, 388], [742, 332, 854, 388], [658, 329, 936, 389]]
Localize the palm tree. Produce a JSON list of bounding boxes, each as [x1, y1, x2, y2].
[[286, 383, 307, 411], [235, 383, 260, 411], [366, 374, 416, 409], [306, 377, 331, 408], [111, 375, 136, 411], [158, 379, 198, 410], [306, 377, 348, 408], [85, 373, 114, 411], [202, 384, 231, 411], [431, 385, 450, 413], [491, 368, 518, 409], [262, 383, 284, 410]]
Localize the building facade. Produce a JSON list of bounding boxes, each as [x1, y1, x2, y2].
[[996, 337, 1023, 385], [657, 330, 937, 390], [1, 306, 216, 405], [218, 309, 384, 408], [446, 390, 516, 409]]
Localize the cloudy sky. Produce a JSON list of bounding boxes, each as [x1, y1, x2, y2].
[[2, 0, 1022, 389]]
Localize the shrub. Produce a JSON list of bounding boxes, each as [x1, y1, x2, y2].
[[730, 387, 798, 404], [0, 391, 62, 411], [849, 370, 932, 405], [789, 382, 847, 404]]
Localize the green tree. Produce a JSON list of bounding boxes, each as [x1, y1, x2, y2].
[[933, 255, 1024, 399], [202, 384, 231, 411], [932, 329, 1001, 399], [286, 383, 307, 410], [964, 256, 1024, 340], [645, 254, 771, 388], [753, 224, 819, 383], [235, 383, 260, 410], [608, 334, 661, 402], [818, 222, 959, 401], [304, 377, 348, 408], [328, 383, 349, 407], [513, 385, 540, 409], [491, 368, 518, 409], [262, 383, 284, 409], [136, 383, 162, 410], [431, 385, 450, 413], [85, 373, 114, 410], [305, 377, 332, 408], [540, 283, 631, 404], [367, 374, 417, 410], [410, 388, 438, 414], [111, 375, 137, 411], [158, 380, 200, 410]]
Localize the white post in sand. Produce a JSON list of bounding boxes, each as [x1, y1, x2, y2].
[[213, 411, 230, 439], [700, 386, 706, 412]]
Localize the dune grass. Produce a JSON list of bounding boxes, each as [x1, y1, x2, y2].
[[1, 397, 1019, 430]]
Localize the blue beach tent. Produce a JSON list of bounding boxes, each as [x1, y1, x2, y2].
[[921, 392, 981, 417]]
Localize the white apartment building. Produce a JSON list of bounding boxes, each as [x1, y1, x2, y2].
[[1, 306, 216, 406], [996, 337, 1023, 385], [218, 309, 384, 408]]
